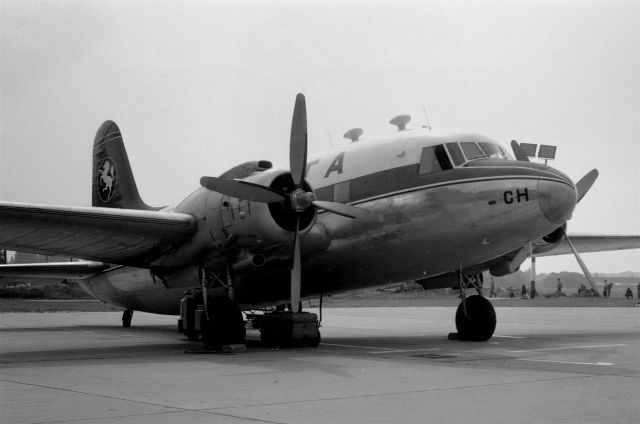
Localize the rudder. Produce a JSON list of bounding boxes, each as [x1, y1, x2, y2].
[[93, 121, 155, 210]]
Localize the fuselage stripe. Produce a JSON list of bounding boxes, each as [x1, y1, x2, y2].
[[312, 162, 573, 206]]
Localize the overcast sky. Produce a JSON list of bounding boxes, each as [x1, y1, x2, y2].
[[1, 0, 638, 273]]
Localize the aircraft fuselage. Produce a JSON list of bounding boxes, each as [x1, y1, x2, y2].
[[82, 128, 577, 314]]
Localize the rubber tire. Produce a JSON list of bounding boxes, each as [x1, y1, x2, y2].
[[306, 333, 321, 348], [184, 330, 200, 341], [201, 297, 246, 350], [455, 295, 496, 341]]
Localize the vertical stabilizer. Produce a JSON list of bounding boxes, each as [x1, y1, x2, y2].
[[92, 121, 155, 210]]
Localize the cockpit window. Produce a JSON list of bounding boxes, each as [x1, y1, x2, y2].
[[460, 142, 484, 160], [445, 142, 466, 166], [419, 145, 452, 174], [480, 142, 511, 160], [445, 141, 512, 166], [497, 145, 512, 159], [478, 142, 500, 158]]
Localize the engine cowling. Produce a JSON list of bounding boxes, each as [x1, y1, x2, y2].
[[531, 223, 566, 255], [218, 169, 316, 248]]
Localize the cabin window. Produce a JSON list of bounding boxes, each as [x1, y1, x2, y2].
[[333, 181, 351, 203], [460, 142, 484, 160], [445, 142, 466, 166], [419, 145, 452, 174]]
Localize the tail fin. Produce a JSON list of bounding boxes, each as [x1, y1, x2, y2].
[[92, 121, 155, 210]]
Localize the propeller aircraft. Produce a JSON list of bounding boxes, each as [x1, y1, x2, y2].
[[1, 93, 639, 348]]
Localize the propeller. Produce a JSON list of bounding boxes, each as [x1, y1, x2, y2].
[[562, 169, 600, 296], [200, 93, 374, 312], [575, 169, 599, 203], [510, 140, 530, 162]]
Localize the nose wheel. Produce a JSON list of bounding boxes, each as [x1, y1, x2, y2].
[[454, 295, 496, 341], [450, 273, 496, 341]]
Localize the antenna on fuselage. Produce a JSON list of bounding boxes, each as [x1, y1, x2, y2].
[[421, 105, 432, 130], [326, 130, 335, 148]]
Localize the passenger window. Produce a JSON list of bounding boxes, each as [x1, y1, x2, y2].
[[333, 181, 350, 203], [460, 142, 484, 160], [419, 145, 452, 175], [445, 142, 466, 166]]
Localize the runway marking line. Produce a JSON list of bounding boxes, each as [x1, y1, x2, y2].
[[493, 335, 527, 339], [508, 343, 627, 353], [516, 359, 614, 366], [369, 348, 442, 354], [321, 342, 441, 354]]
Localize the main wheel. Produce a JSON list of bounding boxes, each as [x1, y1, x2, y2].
[[201, 297, 246, 350], [455, 295, 496, 341]]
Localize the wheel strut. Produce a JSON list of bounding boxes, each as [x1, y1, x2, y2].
[[122, 309, 133, 328]]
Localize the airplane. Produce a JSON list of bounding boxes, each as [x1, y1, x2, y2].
[[1, 93, 639, 349]]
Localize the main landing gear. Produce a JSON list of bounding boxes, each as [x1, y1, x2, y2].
[[201, 296, 246, 350], [178, 267, 248, 351], [451, 273, 496, 341]]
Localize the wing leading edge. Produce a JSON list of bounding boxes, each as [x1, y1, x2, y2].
[[535, 235, 640, 257], [0, 201, 197, 267]]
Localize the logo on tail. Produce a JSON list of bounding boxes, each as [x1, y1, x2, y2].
[[97, 157, 117, 202]]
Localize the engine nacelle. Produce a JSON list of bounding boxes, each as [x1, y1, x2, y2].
[[219, 169, 316, 248], [531, 223, 566, 255]]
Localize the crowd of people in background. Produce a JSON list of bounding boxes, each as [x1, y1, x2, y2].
[[487, 277, 640, 299]]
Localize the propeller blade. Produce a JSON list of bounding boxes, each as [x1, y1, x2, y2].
[[290, 215, 302, 313], [508, 246, 529, 274], [312, 200, 380, 221], [576, 169, 599, 203], [200, 176, 286, 203], [563, 229, 600, 296], [510, 140, 530, 162], [290, 93, 308, 187]]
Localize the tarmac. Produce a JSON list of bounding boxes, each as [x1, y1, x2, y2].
[[1, 306, 638, 424]]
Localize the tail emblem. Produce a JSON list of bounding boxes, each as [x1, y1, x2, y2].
[[97, 157, 117, 202]]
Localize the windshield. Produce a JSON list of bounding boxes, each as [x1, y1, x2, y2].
[[444, 140, 512, 165]]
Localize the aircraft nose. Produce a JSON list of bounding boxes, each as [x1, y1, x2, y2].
[[538, 176, 577, 225]]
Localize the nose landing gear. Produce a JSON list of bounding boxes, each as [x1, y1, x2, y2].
[[450, 273, 496, 341], [122, 308, 133, 328]]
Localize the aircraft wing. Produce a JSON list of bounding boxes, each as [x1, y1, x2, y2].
[[0, 261, 108, 280], [0, 201, 197, 267], [535, 235, 640, 257]]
